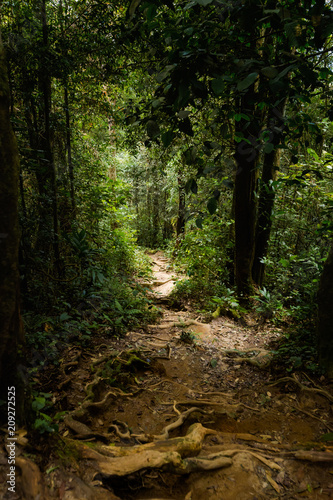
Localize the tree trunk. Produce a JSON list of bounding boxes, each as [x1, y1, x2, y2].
[[39, 0, 60, 273], [234, 151, 258, 297], [317, 243, 333, 378], [0, 30, 25, 423], [233, 93, 260, 298], [252, 102, 286, 286], [152, 186, 160, 247], [252, 148, 280, 286], [64, 85, 76, 215], [176, 168, 186, 239]]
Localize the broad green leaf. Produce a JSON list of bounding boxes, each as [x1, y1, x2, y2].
[[195, 0, 214, 5], [40, 412, 52, 422], [207, 197, 218, 214], [285, 21, 299, 48], [161, 130, 174, 147], [32, 397, 46, 412], [196, 217, 203, 229], [280, 258, 289, 268], [128, 0, 142, 19], [237, 72, 258, 92], [156, 70, 170, 83], [261, 66, 278, 79], [263, 142, 274, 154], [319, 432, 333, 442], [152, 98, 164, 108], [177, 81, 191, 107], [115, 300, 123, 312], [177, 110, 191, 119], [184, 27, 194, 36], [184, 145, 197, 164], [271, 64, 295, 83], [60, 312, 71, 322], [210, 358, 218, 368], [211, 77, 225, 96]]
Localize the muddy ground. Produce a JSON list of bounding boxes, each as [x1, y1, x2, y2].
[[1, 252, 333, 500]]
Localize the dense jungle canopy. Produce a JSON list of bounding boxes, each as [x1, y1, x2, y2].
[[2, 0, 333, 497]]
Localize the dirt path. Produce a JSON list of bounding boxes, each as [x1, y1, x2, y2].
[[1, 252, 333, 500]]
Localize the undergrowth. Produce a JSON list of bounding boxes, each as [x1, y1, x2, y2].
[[23, 230, 158, 373], [270, 323, 322, 375]]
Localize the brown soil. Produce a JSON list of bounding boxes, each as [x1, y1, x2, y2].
[[1, 251, 333, 500]]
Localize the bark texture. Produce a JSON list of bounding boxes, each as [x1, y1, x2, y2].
[[234, 92, 260, 298], [252, 101, 286, 286], [0, 31, 24, 421], [252, 148, 280, 286]]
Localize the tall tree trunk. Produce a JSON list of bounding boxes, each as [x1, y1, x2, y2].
[[64, 85, 76, 215], [0, 30, 25, 423], [39, 0, 60, 273], [252, 103, 286, 286], [234, 94, 260, 298], [176, 168, 186, 239], [317, 243, 333, 378], [152, 187, 160, 247], [162, 189, 172, 241]]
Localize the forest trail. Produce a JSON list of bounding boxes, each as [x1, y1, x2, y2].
[[2, 252, 333, 500]]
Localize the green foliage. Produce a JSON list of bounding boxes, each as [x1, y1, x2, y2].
[[4, 0, 333, 387], [210, 289, 246, 319], [179, 330, 196, 344], [169, 214, 233, 307], [319, 433, 333, 442], [271, 325, 320, 374], [100, 351, 150, 390], [31, 392, 65, 434]]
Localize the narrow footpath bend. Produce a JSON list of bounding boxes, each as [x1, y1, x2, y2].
[[2, 252, 333, 500]]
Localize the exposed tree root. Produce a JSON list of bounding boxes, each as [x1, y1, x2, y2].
[[269, 373, 333, 402], [161, 399, 262, 415], [132, 407, 207, 443], [75, 423, 227, 478], [220, 449, 282, 471], [71, 422, 291, 481], [85, 389, 134, 409], [65, 405, 207, 445], [16, 456, 51, 499], [290, 405, 333, 432], [161, 400, 233, 407], [91, 350, 119, 368], [59, 349, 82, 389], [129, 332, 173, 342], [292, 450, 333, 462], [222, 349, 274, 369], [149, 319, 208, 330]]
